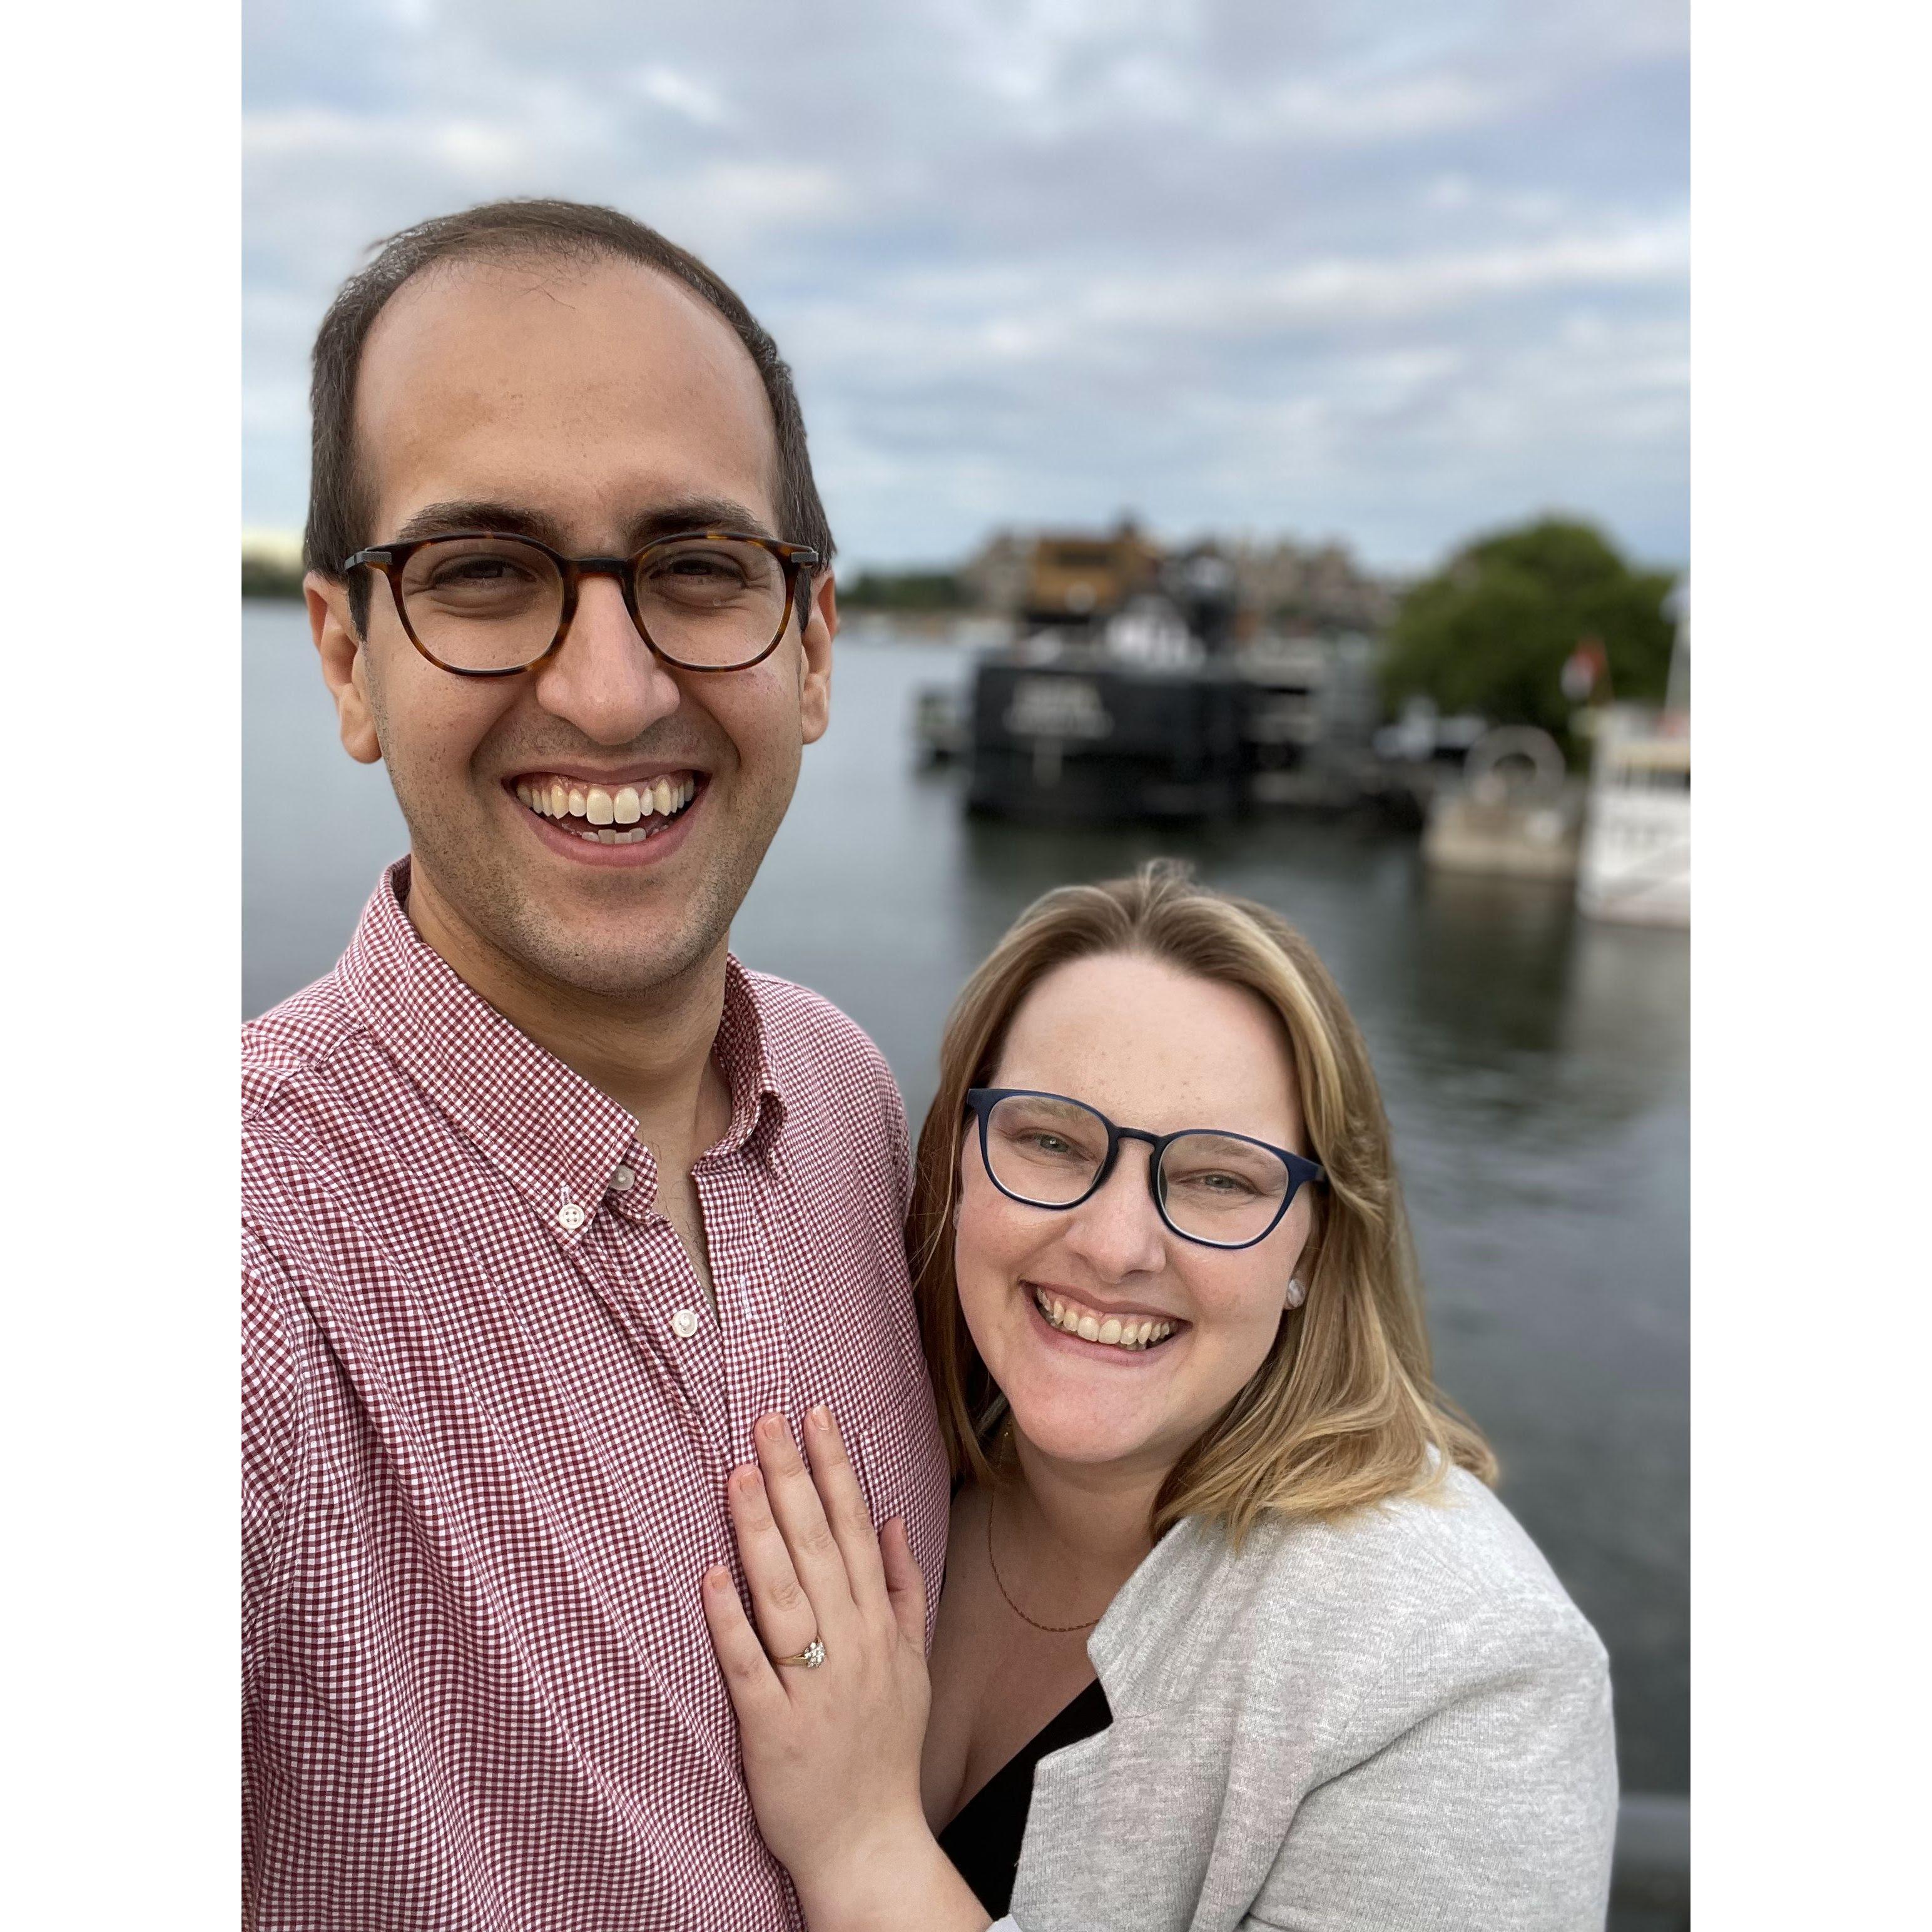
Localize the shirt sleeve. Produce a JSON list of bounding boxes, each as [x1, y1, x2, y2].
[[242, 1231, 306, 1676], [877, 1053, 914, 1221], [1244, 1614, 1618, 1932]]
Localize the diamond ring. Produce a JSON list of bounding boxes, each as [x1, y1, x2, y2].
[[771, 1637, 826, 1670]]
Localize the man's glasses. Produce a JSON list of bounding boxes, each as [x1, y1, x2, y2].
[[343, 529, 821, 677], [965, 1087, 1325, 1251]]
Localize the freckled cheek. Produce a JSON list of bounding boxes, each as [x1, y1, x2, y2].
[[953, 1172, 1044, 1357], [1211, 1201, 1314, 1345], [1181, 1256, 1295, 1366]]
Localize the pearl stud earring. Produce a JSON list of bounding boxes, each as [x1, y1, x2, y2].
[[1285, 1278, 1306, 1309]]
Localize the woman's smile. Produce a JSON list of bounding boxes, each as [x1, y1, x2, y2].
[[1022, 1281, 1187, 1356]]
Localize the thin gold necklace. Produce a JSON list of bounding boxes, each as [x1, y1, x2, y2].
[[984, 1485, 1104, 1634]]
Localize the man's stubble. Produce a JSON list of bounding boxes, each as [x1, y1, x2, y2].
[[367, 669, 801, 1006]]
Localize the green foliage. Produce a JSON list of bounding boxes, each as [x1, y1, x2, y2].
[[1381, 518, 1678, 738], [840, 569, 964, 611], [242, 553, 306, 599]]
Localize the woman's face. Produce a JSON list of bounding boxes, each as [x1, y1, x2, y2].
[[955, 950, 1315, 1481]]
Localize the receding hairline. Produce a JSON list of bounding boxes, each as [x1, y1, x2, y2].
[[369, 238, 752, 341], [348, 242, 786, 526]]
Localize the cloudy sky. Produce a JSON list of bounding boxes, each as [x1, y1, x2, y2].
[[243, 0, 1687, 575]]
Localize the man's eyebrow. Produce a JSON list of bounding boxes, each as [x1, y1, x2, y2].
[[384, 497, 779, 553], [389, 502, 568, 547], [623, 499, 777, 548]]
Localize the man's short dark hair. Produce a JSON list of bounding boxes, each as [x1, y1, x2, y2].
[[303, 197, 835, 631]]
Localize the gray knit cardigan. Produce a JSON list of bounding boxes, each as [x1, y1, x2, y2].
[[991, 1465, 1617, 1931]]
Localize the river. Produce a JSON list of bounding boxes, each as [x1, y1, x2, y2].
[[244, 601, 1689, 1793]]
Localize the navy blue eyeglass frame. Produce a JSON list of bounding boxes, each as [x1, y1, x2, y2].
[[964, 1086, 1326, 1252]]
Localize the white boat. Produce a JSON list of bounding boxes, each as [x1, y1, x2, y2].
[[1577, 597, 1690, 926]]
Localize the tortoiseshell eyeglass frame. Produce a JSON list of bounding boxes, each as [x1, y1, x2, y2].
[[341, 529, 823, 678]]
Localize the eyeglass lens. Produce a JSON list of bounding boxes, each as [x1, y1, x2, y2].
[[982, 1092, 1291, 1245], [394, 534, 793, 671]]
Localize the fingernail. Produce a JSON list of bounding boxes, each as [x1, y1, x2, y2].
[[758, 1412, 786, 1442], [703, 1565, 729, 1590], [809, 1403, 833, 1430]]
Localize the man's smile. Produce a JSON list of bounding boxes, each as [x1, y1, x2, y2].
[[504, 768, 707, 863]]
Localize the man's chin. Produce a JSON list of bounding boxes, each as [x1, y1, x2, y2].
[[406, 851, 731, 1007], [494, 910, 725, 1003]]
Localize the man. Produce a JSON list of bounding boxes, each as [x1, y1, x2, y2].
[[242, 199, 948, 1931]]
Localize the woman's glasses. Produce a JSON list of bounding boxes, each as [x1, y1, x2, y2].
[[965, 1087, 1324, 1251]]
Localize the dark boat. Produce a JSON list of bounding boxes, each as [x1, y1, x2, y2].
[[940, 526, 1393, 825], [964, 653, 1244, 822]]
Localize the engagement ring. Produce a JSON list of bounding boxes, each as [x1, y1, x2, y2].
[[771, 1638, 826, 1670]]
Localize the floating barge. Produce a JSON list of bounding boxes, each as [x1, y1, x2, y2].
[[964, 656, 1243, 821], [951, 625, 1383, 823]]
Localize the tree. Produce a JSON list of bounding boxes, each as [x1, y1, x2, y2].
[[840, 569, 965, 612], [242, 551, 306, 599], [1380, 517, 1678, 742]]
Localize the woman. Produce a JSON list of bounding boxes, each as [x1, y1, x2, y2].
[[701, 864, 1617, 1931]]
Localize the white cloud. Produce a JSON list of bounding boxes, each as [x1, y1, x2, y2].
[[626, 65, 733, 129], [242, 0, 1688, 571], [1256, 71, 1513, 145], [243, 106, 372, 157]]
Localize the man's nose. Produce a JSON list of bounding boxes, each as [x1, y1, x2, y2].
[[1061, 1148, 1170, 1279], [528, 573, 682, 744]]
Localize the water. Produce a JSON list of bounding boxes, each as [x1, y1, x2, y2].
[[245, 603, 1689, 1793]]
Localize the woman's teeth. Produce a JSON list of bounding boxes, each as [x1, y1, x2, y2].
[[514, 773, 697, 845], [1032, 1286, 1175, 1351]]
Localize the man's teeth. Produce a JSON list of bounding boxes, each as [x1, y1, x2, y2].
[[514, 773, 697, 843], [1032, 1287, 1175, 1351]]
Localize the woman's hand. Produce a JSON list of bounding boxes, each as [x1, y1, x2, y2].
[[702, 1407, 989, 1932]]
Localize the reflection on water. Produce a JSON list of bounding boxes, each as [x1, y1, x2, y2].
[[245, 606, 1688, 1791]]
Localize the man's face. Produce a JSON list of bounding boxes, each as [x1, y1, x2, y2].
[[307, 255, 833, 1002]]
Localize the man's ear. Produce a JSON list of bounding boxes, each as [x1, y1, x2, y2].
[[798, 571, 837, 746], [307, 571, 383, 765]]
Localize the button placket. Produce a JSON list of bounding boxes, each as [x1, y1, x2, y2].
[[693, 1157, 791, 1463]]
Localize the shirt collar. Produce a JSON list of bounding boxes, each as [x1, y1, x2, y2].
[[334, 860, 786, 1246]]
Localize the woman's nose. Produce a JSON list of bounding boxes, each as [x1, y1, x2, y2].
[[1062, 1147, 1169, 1278]]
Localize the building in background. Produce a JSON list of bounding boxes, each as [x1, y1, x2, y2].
[[960, 519, 1395, 639]]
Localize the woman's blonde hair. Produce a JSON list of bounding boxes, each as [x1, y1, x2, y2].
[[911, 860, 1495, 1545]]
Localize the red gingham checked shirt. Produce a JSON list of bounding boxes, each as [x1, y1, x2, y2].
[[242, 862, 949, 1931]]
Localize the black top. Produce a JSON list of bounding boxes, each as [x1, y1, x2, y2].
[[937, 1678, 1114, 1918]]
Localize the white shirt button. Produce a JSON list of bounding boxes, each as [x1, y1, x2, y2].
[[609, 1165, 636, 1194], [671, 1308, 701, 1340], [557, 1202, 586, 1232]]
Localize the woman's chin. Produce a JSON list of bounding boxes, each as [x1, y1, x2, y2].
[[1001, 1385, 1173, 1468]]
